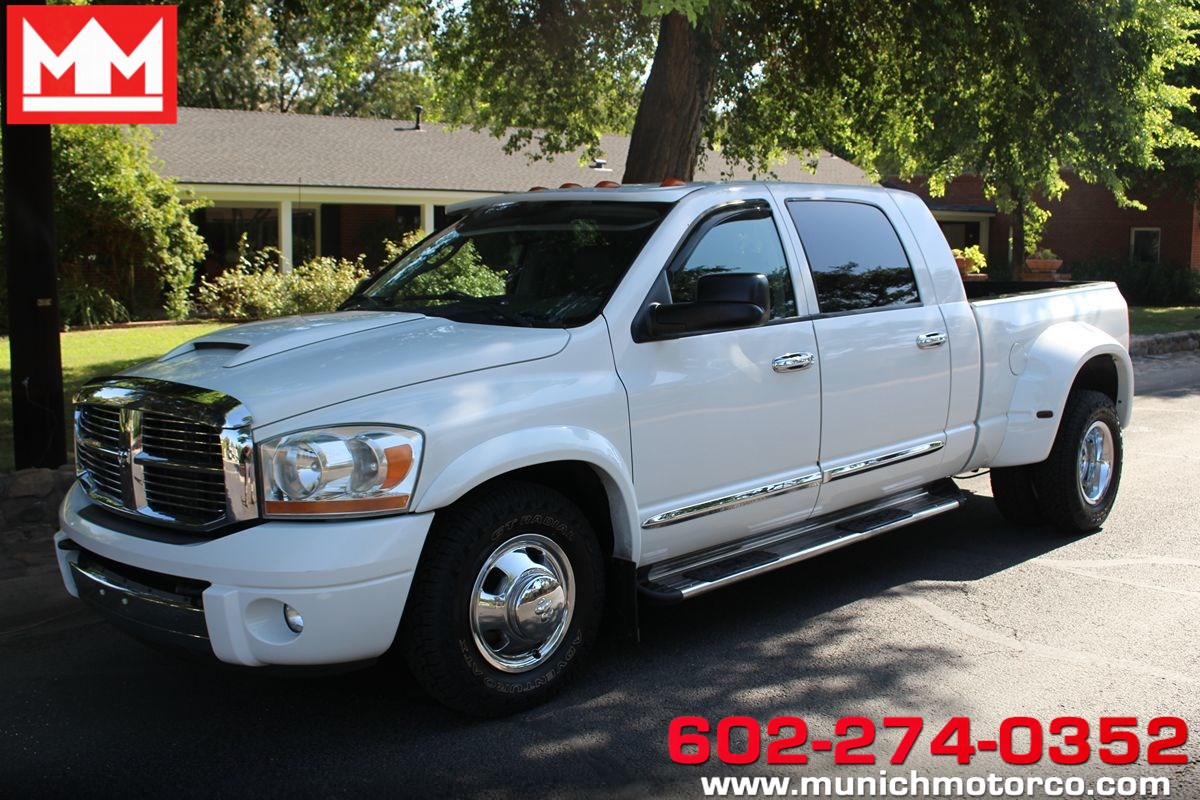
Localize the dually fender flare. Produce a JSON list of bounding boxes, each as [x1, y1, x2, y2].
[[412, 426, 642, 562], [991, 321, 1133, 468]]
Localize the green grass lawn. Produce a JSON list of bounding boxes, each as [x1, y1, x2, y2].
[[0, 323, 231, 472], [1128, 306, 1200, 336]]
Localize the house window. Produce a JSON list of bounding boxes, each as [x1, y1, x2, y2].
[[292, 207, 317, 264], [1130, 227, 1161, 265], [194, 206, 279, 276], [938, 220, 981, 250]]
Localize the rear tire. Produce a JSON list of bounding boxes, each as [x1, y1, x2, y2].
[[401, 481, 604, 716], [989, 466, 1044, 526], [1032, 390, 1123, 534]]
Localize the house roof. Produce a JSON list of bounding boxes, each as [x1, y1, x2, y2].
[[150, 107, 875, 194]]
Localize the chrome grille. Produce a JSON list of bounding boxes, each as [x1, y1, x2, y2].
[[73, 378, 257, 534], [142, 413, 223, 467], [76, 406, 124, 499], [141, 412, 227, 524]]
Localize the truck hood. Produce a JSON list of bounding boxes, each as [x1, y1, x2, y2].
[[121, 311, 570, 426]]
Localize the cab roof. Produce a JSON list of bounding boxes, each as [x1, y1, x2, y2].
[[447, 180, 902, 216]]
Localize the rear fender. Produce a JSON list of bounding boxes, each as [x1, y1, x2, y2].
[[991, 322, 1133, 468]]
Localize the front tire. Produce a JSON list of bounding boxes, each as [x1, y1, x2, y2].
[[401, 481, 604, 716], [1032, 390, 1123, 534]]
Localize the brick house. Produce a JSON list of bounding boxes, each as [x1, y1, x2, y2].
[[886, 173, 1200, 272]]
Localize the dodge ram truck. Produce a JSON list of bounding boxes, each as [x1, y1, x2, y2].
[[56, 182, 1132, 715]]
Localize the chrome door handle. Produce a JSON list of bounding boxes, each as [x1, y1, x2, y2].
[[772, 352, 815, 372], [916, 332, 947, 349]]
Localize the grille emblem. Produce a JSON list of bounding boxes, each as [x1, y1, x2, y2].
[[118, 407, 146, 509]]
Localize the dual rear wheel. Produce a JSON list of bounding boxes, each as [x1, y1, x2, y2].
[[990, 389, 1123, 533]]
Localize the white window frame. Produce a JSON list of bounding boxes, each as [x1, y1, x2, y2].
[[1129, 227, 1162, 265]]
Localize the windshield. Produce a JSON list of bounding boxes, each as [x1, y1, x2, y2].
[[342, 200, 670, 327]]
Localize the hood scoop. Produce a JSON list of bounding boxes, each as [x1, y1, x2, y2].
[[160, 311, 426, 367], [191, 341, 248, 351]]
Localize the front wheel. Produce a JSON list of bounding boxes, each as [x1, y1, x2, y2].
[[401, 481, 604, 716], [1033, 389, 1123, 533]]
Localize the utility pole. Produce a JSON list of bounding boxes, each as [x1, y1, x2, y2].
[[1, 0, 67, 469]]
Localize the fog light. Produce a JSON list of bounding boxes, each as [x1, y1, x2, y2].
[[283, 604, 304, 633]]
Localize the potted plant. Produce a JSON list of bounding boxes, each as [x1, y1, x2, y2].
[[1025, 247, 1063, 273], [952, 245, 988, 280]]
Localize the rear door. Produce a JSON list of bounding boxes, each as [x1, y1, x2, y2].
[[779, 196, 953, 515]]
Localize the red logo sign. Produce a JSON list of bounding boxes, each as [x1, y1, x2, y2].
[[5, 5, 177, 124]]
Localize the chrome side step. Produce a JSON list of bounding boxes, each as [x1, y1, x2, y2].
[[638, 481, 962, 602]]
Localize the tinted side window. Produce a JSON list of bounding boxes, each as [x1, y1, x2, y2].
[[669, 215, 797, 319], [786, 201, 920, 313]]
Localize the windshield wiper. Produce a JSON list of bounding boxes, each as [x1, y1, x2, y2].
[[392, 292, 534, 327], [339, 294, 389, 311]]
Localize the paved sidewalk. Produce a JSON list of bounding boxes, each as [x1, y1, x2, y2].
[[1, 349, 1197, 642]]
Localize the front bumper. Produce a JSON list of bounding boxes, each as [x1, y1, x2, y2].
[[56, 483, 434, 667]]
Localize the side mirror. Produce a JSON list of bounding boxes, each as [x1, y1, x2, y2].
[[646, 272, 770, 338]]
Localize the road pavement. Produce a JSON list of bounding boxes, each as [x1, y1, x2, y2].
[[1, 354, 1197, 799]]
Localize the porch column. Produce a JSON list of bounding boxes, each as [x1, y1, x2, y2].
[[279, 199, 293, 272], [421, 202, 436, 234]]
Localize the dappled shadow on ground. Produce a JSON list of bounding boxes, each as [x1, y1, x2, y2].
[[1134, 381, 1200, 400], [0, 492, 1078, 799], [1132, 352, 1200, 400]]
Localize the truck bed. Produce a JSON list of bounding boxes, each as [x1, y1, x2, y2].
[[964, 279, 1130, 470], [962, 279, 1095, 301]]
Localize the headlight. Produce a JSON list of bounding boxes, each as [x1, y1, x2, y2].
[[258, 426, 423, 518]]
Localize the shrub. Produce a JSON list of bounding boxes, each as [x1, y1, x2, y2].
[[286, 256, 371, 314], [952, 245, 988, 274], [1068, 258, 1199, 306], [197, 249, 368, 320], [59, 273, 131, 328], [51, 125, 207, 320]]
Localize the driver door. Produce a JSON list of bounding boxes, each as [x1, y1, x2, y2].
[[614, 200, 823, 562]]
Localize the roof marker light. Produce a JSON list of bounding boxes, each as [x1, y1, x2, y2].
[[559, 182, 583, 189], [661, 178, 687, 187], [595, 181, 620, 188]]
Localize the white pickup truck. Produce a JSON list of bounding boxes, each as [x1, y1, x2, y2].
[[56, 182, 1132, 715]]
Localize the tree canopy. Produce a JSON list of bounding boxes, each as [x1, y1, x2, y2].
[[176, 0, 435, 117], [437, 0, 1200, 262]]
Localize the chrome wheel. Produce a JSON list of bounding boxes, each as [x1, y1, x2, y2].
[[469, 534, 575, 674], [1077, 420, 1114, 506]]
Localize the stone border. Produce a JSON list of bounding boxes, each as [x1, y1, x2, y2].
[[1130, 330, 1200, 357], [0, 467, 75, 547]]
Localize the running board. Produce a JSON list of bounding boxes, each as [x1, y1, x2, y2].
[[638, 481, 963, 602]]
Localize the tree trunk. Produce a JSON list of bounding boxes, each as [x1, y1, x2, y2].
[[1010, 194, 1026, 274], [1, 89, 67, 468], [623, 12, 717, 184]]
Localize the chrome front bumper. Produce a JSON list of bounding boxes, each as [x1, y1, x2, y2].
[[66, 546, 212, 656], [57, 483, 435, 667]]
